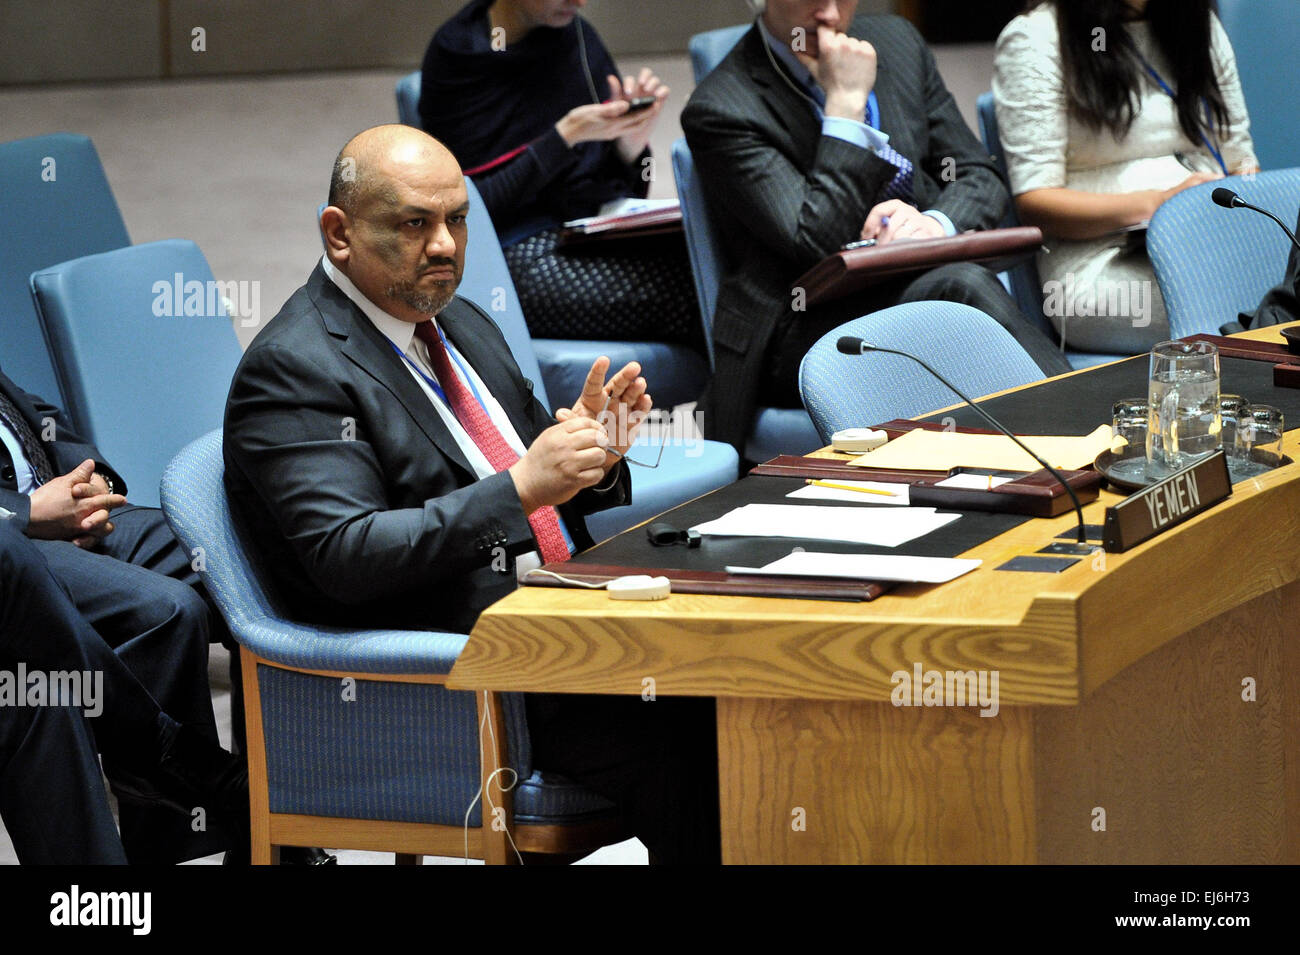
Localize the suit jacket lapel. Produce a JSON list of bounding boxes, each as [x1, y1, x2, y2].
[[307, 266, 477, 480], [743, 29, 823, 168]]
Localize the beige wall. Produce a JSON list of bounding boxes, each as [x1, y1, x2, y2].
[[3, 0, 898, 85]]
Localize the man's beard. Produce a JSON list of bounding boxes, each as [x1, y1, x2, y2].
[[387, 276, 457, 316]]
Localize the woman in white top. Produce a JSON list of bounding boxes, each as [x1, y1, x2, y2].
[[993, 0, 1257, 353]]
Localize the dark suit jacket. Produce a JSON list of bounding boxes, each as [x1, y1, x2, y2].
[[222, 264, 630, 635], [681, 15, 1009, 449], [0, 369, 125, 531]]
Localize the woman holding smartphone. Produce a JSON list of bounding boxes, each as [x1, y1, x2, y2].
[[993, 0, 1257, 354], [420, 0, 700, 349]]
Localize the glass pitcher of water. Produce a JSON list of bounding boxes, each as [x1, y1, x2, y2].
[[1146, 340, 1220, 479]]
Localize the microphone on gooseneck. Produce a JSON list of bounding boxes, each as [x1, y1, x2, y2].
[[835, 336, 1089, 544], [1211, 187, 1300, 254]]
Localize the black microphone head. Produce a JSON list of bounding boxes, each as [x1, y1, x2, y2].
[[1212, 187, 1241, 209], [836, 336, 864, 355]]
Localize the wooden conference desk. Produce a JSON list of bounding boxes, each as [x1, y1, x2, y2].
[[447, 323, 1300, 864]]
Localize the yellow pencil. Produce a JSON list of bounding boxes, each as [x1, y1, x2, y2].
[[805, 479, 898, 497]]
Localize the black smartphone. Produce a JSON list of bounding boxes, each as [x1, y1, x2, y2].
[[626, 96, 657, 112]]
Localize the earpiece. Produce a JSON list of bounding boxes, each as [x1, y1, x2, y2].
[[748, 0, 767, 13]]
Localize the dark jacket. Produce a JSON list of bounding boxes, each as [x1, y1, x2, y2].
[[0, 369, 125, 531], [222, 265, 629, 635], [419, 0, 648, 244], [681, 15, 1008, 450]]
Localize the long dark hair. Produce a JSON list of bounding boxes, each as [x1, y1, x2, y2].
[[1030, 0, 1229, 143]]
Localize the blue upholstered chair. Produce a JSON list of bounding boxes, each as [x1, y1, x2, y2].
[[1218, 0, 1300, 170], [798, 302, 1046, 442], [161, 429, 626, 864], [396, 70, 422, 127], [28, 240, 242, 509], [688, 24, 749, 82], [395, 71, 710, 409], [975, 93, 1128, 372], [1147, 168, 1300, 340], [458, 178, 739, 542], [670, 138, 823, 463], [0, 133, 130, 418]]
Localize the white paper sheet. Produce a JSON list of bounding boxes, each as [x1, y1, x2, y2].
[[934, 474, 1015, 490], [786, 481, 911, 505], [725, 552, 982, 584], [691, 504, 960, 548]]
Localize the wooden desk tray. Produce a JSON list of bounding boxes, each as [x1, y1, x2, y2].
[[1182, 333, 1300, 367], [751, 420, 1102, 518]]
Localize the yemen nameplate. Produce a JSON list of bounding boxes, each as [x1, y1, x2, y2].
[[1102, 450, 1231, 553]]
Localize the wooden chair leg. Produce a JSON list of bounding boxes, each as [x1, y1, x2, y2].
[[241, 647, 275, 866], [477, 690, 517, 865], [395, 853, 423, 865]]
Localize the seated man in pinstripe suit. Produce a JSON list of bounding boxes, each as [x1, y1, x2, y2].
[[682, 0, 1071, 453]]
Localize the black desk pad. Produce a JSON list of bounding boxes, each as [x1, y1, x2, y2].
[[920, 356, 1300, 434], [569, 354, 1300, 583], [574, 474, 1030, 572]]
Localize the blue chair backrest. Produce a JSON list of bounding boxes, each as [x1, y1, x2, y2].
[[1218, 0, 1300, 170], [161, 428, 480, 683], [458, 177, 553, 409], [798, 302, 1045, 441], [975, 92, 1055, 339], [671, 138, 724, 370], [30, 239, 243, 507], [688, 24, 749, 83], [0, 133, 130, 416], [396, 71, 422, 127], [1147, 168, 1300, 339], [161, 429, 280, 633]]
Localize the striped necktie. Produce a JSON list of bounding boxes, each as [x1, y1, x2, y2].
[[0, 390, 55, 485], [412, 321, 570, 564]]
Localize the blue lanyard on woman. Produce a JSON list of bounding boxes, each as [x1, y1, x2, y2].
[[1137, 55, 1229, 175], [388, 330, 488, 415]]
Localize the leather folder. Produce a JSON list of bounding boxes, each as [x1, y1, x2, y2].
[[522, 563, 892, 602], [557, 207, 684, 248], [750, 420, 1102, 518], [1182, 333, 1299, 366], [793, 226, 1043, 306]]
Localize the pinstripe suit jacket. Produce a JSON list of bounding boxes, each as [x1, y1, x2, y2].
[[681, 15, 1008, 450]]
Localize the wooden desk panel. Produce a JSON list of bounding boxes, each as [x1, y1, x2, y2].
[[449, 322, 1300, 864]]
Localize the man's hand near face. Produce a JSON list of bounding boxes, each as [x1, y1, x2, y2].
[[861, 199, 948, 246], [804, 24, 878, 121], [26, 459, 127, 548]]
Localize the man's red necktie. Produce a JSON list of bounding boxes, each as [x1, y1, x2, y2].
[[413, 321, 570, 564]]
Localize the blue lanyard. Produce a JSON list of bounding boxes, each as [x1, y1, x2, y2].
[[389, 329, 488, 415], [1137, 56, 1229, 175]]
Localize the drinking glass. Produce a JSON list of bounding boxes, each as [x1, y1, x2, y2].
[[1146, 340, 1220, 478], [1111, 399, 1148, 456], [1218, 395, 1252, 463], [1243, 405, 1285, 464]]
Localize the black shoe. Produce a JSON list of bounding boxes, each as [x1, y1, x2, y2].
[[107, 724, 249, 829], [222, 846, 337, 866], [280, 847, 337, 865]]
